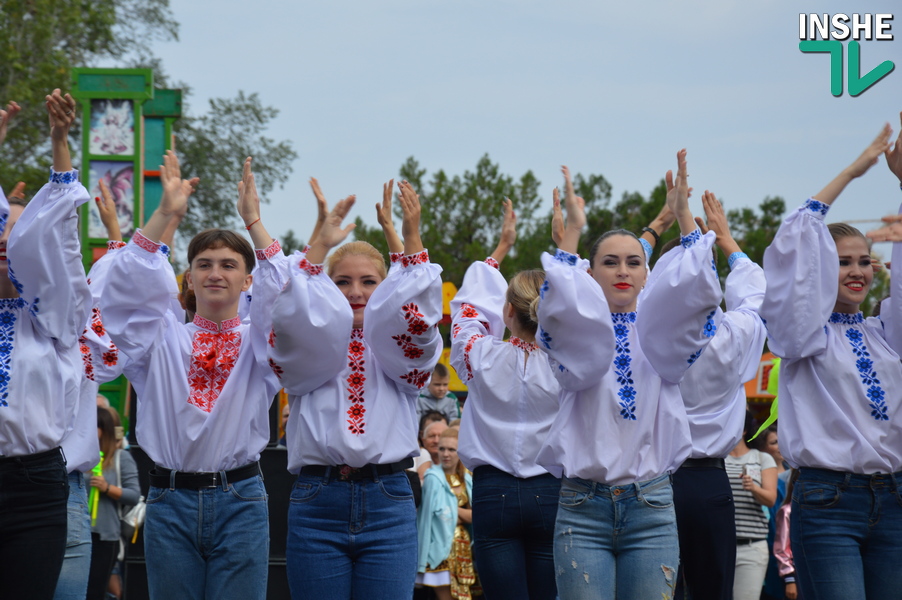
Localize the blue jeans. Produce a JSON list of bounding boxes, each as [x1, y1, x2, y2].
[[791, 468, 902, 600], [471, 465, 559, 600], [53, 471, 92, 600], [0, 447, 69, 600], [144, 472, 270, 600], [286, 469, 417, 599], [554, 473, 679, 600]]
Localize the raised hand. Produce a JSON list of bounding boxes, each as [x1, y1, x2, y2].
[[700, 190, 741, 256], [46, 89, 76, 171], [846, 123, 893, 180], [237, 156, 261, 226], [551, 187, 565, 247], [0, 101, 21, 147], [96, 180, 122, 242], [664, 149, 697, 235], [397, 180, 423, 255], [866, 214, 902, 243], [377, 179, 403, 254], [160, 150, 198, 217], [306, 184, 357, 265], [308, 177, 329, 246], [559, 166, 586, 254], [490, 197, 517, 265], [886, 112, 902, 183]]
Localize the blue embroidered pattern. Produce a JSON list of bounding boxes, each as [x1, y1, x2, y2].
[[843, 327, 888, 421], [687, 348, 703, 365], [49, 168, 79, 184], [540, 280, 549, 300], [28, 297, 39, 318], [552, 249, 579, 266], [611, 312, 638, 421], [680, 229, 701, 248], [803, 198, 829, 217], [639, 238, 653, 263], [538, 327, 552, 350], [728, 252, 748, 270], [6, 261, 23, 295], [0, 214, 6, 236], [0, 299, 25, 407], [829, 312, 864, 325], [161, 244, 171, 259], [703, 310, 717, 338]]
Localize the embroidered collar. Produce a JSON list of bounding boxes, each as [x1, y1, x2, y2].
[[0, 298, 27, 310], [829, 312, 864, 325], [510, 336, 538, 352], [193, 314, 242, 332], [611, 312, 637, 324]]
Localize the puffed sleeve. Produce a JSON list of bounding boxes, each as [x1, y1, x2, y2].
[[99, 230, 182, 365], [7, 169, 91, 348], [637, 229, 723, 383], [760, 199, 837, 359], [536, 249, 615, 391], [78, 242, 130, 385], [269, 255, 354, 396], [364, 249, 443, 391], [878, 203, 902, 355], [248, 239, 291, 364], [450, 259, 507, 381]]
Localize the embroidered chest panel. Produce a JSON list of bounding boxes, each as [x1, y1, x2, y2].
[[0, 299, 26, 407], [612, 312, 638, 421], [346, 329, 367, 434], [187, 321, 242, 413]]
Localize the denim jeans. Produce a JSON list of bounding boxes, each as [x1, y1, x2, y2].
[[554, 473, 679, 600], [0, 447, 69, 600], [286, 469, 417, 599], [471, 465, 559, 600], [144, 472, 270, 600], [53, 471, 92, 600], [791, 468, 902, 600]]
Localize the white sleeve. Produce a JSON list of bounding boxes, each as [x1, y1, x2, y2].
[[78, 242, 130, 384], [721, 257, 769, 385], [248, 240, 292, 367], [879, 203, 902, 355], [536, 249, 615, 391], [7, 169, 91, 348], [364, 250, 444, 391], [450, 259, 507, 381], [636, 229, 723, 383], [269, 255, 354, 396], [98, 230, 182, 365], [760, 200, 837, 359]]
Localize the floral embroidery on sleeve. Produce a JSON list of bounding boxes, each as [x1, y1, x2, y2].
[[484, 257, 500, 270], [680, 229, 701, 249], [392, 334, 424, 359], [268, 328, 276, 347], [268, 358, 284, 380], [298, 257, 324, 277], [703, 310, 717, 338], [107, 240, 127, 251], [400, 249, 429, 268], [461, 333, 486, 381], [400, 368, 431, 389], [403, 303, 429, 336], [49, 168, 79, 184], [803, 198, 829, 217], [389, 252, 404, 264]]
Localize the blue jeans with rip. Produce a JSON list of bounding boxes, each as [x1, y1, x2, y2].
[[554, 472, 679, 600], [144, 472, 270, 600], [53, 471, 92, 600], [471, 465, 559, 600], [286, 469, 417, 600], [791, 468, 902, 600]]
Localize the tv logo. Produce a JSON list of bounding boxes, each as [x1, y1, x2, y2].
[[799, 14, 895, 96]]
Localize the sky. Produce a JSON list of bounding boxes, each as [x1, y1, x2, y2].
[[148, 0, 901, 256]]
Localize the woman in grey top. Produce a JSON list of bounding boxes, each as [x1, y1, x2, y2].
[[85, 407, 140, 600]]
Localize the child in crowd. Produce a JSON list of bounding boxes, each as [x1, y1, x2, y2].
[[418, 363, 461, 423]]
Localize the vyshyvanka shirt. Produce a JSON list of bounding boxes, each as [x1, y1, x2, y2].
[[761, 199, 902, 474], [0, 170, 91, 457], [269, 250, 443, 472], [535, 230, 722, 485], [679, 256, 767, 459], [451, 258, 561, 478], [100, 231, 284, 472]]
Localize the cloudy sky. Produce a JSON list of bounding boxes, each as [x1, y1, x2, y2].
[[150, 0, 901, 255]]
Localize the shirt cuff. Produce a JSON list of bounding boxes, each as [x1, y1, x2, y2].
[[132, 230, 162, 254], [400, 249, 429, 268], [49, 168, 79, 185], [107, 240, 127, 251], [484, 257, 500, 270], [728, 252, 749, 270], [551, 248, 580, 266], [680, 228, 702, 248], [802, 198, 830, 220], [639, 238, 653, 264], [389, 252, 404, 265], [298, 257, 324, 277], [255, 239, 282, 261]]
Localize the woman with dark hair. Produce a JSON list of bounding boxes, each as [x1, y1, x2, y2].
[[760, 118, 902, 599], [535, 154, 722, 599], [451, 198, 561, 599]]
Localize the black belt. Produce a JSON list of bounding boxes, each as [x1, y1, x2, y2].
[[737, 538, 764, 546], [300, 458, 413, 482], [681, 457, 726, 470], [0, 446, 63, 465], [149, 461, 261, 490]]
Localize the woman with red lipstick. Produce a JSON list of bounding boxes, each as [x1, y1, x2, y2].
[[534, 152, 722, 599], [269, 179, 443, 599], [760, 119, 902, 600]]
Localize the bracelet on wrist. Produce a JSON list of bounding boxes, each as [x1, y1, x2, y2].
[[245, 217, 261, 230], [641, 226, 660, 245]]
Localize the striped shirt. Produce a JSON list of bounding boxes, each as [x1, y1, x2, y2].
[[726, 449, 776, 540]]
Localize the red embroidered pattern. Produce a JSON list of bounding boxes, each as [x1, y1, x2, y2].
[[187, 315, 242, 412], [510, 336, 539, 353], [460, 303, 479, 319], [400, 368, 430, 388], [391, 334, 424, 359], [107, 240, 127, 250], [346, 329, 367, 434], [133, 230, 161, 254], [389, 252, 403, 264], [400, 249, 429, 268], [89, 307, 105, 337], [255, 239, 282, 261], [452, 324, 461, 339], [102, 350, 118, 366], [402, 303, 429, 336], [299, 258, 324, 277], [268, 328, 276, 347], [462, 334, 486, 381], [268, 358, 284, 379], [79, 335, 94, 381], [484, 257, 500, 270]]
